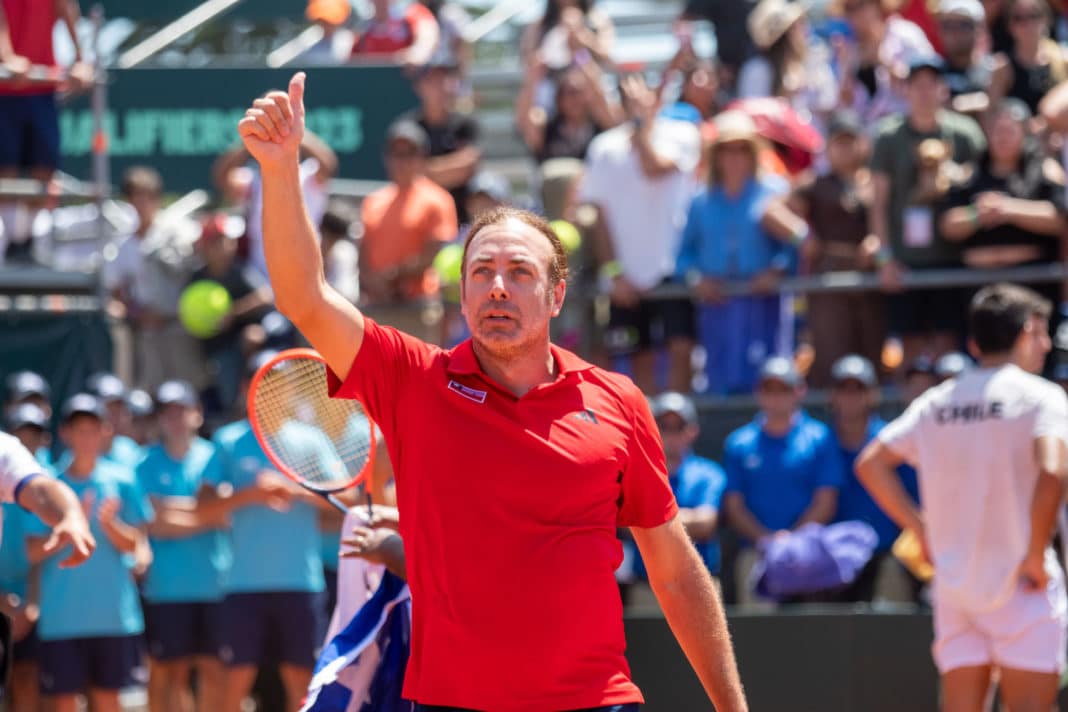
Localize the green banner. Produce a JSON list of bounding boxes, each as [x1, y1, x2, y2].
[[97, 0, 302, 21], [60, 65, 419, 193]]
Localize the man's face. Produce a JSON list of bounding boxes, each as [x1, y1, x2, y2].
[[657, 412, 697, 463], [157, 403, 202, 442], [938, 14, 978, 62], [1016, 315, 1052, 374], [830, 380, 872, 421], [906, 70, 948, 114], [61, 416, 109, 459], [128, 188, 161, 226], [385, 139, 424, 184], [13, 425, 47, 454], [460, 219, 565, 361], [416, 68, 454, 110], [756, 380, 802, 420]]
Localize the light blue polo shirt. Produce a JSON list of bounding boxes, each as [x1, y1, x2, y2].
[[724, 412, 845, 538], [0, 502, 32, 599], [209, 419, 324, 594], [27, 460, 153, 641], [52, 434, 144, 474], [138, 438, 231, 603]]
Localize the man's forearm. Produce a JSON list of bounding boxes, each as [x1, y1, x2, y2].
[[101, 519, 142, 554], [856, 453, 923, 533], [262, 162, 327, 322], [794, 489, 837, 528], [17, 476, 82, 528], [1028, 471, 1066, 556]]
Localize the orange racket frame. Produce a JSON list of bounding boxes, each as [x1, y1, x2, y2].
[[247, 347, 377, 513]]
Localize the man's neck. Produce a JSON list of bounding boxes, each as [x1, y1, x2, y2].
[[665, 455, 683, 474], [164, 436, 193, 461], [979, 353, 1014, 370], [990, 157, 1018, 177], [472, 341, 556, 398], [422, 104, 449, 125], [721, 175, 748, 198], [762, 412, 796, 437], [835, 415, 870, 450], [909, 110, 939, 133], [68, 455, 96, 478]]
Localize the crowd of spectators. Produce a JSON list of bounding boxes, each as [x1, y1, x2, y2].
[[9, 0, 1068, 706]]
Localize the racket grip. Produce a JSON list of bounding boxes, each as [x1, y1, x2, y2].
[[366, 491, 373, 522], [325, 492, 348, 513]]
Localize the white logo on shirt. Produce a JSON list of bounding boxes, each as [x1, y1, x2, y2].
[[448, 380, 487, 404]]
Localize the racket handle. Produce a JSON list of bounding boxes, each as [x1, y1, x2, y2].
[[366, 491, 374, 522], [324, 492, 348, 514]]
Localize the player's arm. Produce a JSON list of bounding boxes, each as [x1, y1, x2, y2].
[[195, 476, 288, 519], [855, 440, 924, 534], [342, 526, 406, 580], [1021, 435, 1068, 589], [722, 493, 774, 541], [16, 475, 95, 568], [632, 516, 748, 712], [95, 497, 144, 555], [677, 505, 717, 542], [238, 73, 366, 381], [0, 3, 18, 64], [793, 487, 838, 528], [147, 496, 228, 538]]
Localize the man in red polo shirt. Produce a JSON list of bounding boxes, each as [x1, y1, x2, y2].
[[237, 73, 748, 712]]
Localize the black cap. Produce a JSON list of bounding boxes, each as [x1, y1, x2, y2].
[[6, 371, 50, 402], [907, 55, 946, 79], [87, 372, 127, 403], [8, 403, 48, 431], [155, 380, 199, 408], [905, 355, 936, 378], [758, 356, 802, 388], [61, 393, 106, 423], [831, 355, 877, 388], [385, 119, 430, 155], [935, 351, 972, 380], [827, 110, 863, 138], [650, 391, 699, 425], [246, 349, 280, 379], [125, 389, 155, 418]]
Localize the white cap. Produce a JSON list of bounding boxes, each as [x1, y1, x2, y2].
[[940, 0, 984, 22]]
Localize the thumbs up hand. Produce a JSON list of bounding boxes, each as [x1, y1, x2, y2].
[[237, 72, 307, 169]]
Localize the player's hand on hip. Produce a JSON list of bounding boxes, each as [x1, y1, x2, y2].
[[238, 71, 306, 169], [1018, 550, 1050, 591]]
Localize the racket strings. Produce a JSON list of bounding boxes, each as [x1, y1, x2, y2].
[[253, 356, 374, 490]]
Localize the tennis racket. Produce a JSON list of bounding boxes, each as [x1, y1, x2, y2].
[[247, 348, 377, 515]]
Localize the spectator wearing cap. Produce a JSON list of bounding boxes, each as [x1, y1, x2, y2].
[[722, 357, 846, 604], [578, 74, 701, 394], [400, 59, 481, 223], [299, 0, 356, 64], [196, 351, 331, 712], [780, 110, 886, 387], [903, 355, 938, 402], [125, 388, 158, 446], [676, 110, 798, 396], [989, 0, 1068, 114], [736, 0, 836, 131], [25, 393, 153, 712], [828, 355, 920, 602], [940, 99, 1067, 359], [830, 0, 935, 127], [350, 0, 440, 66], [5, 369, 51, 418], [937, 0, 995, 115], [86, 372, 144, 469], [633, 392, 727, 583], [319, 201, 360, 304], [190, 213, 273, 416], [1, 401, 51, 712], [137, 380, 230, 712], [103, 166, 207, 393], [869, 56, 985, 370], [934, 350, 973, 381], [359, 120, 457, 344]]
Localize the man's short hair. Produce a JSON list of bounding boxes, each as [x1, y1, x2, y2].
[[968, 283, 1052, 355], [121, 166, 163, 198], [462, 207, 570, 286]]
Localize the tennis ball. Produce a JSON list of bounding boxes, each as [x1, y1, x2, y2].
[[433, 243, 464, 286], [178, 280, 231, 338], [550, 220, 582, 254]]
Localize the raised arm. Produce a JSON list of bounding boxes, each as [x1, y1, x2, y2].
[[237, 73, 365, 380]]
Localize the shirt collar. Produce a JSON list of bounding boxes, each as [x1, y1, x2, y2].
[[445, 339, 596, 378]]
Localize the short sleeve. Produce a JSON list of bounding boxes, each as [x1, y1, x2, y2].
[[327, 319, 437, 451], [722, 436, 745, 496], [869, 127, 895, 177], [617, 393, 679, 528], [1034, 386, 1068, 443], [878, 400, 924, 465], [0, 434, 46, 505]]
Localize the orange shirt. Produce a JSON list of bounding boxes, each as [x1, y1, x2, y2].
[[360, 175, 457, 300]]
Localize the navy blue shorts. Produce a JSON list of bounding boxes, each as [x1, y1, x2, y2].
[[217, 591, 324, 669], [38, 635, 145, 695], [414, 705, 640, 712], [13, 621, 39, 662], [144, 601, 224, 661], [0, 94, 60, 171]]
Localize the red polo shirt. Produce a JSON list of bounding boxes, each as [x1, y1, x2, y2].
[[0, 0, 57, 96], [329, 319, 678, 711]]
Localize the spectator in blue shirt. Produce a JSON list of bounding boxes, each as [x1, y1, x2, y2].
[[25, 394, 153, 712], [87, 372, 145, 468], [139, 380, 231, 712], [828, 355, 920, 603], [723, 357, 845, 604], [676, 110, 799, 395], [196, 351, 331, 712]]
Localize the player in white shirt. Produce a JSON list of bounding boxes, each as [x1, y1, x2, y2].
[[0, 431, 94, 562], [856, 283, 1068, 712]]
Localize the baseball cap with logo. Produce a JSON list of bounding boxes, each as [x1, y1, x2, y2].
[[831, 355, 877, 388], [758, 356, 802, 388], [126, 389, 155, 418], [87, 372, 127, 403], [8, 403, 48, 431], [650, 391, 699, 425]]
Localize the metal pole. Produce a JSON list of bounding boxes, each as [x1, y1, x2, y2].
[[117, 0, 244, 69], [89, 4, 109, 286]]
